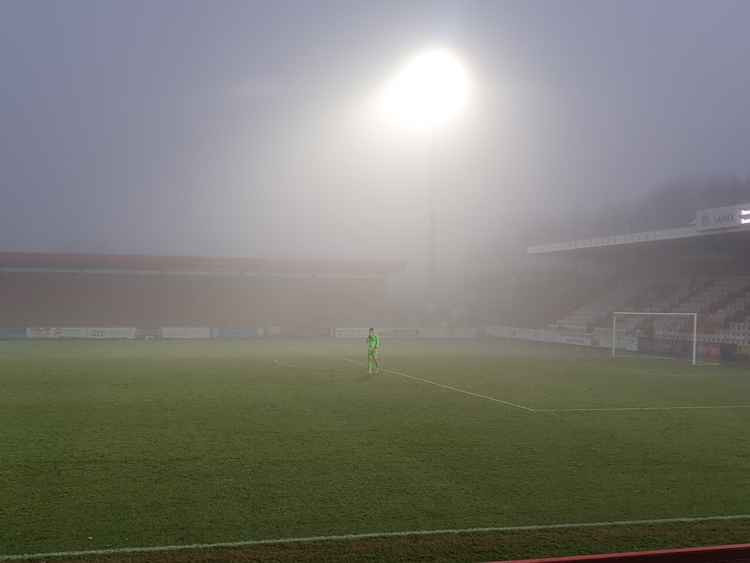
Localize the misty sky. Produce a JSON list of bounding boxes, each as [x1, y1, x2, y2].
[[1, 0, 749, 261]]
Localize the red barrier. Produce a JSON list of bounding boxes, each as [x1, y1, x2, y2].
[[493, 543, 750, 562]]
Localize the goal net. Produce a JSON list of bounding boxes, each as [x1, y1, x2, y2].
[[611, 312, 698, 365]]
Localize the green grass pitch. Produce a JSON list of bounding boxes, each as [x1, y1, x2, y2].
[[3, 339, 750, 561]]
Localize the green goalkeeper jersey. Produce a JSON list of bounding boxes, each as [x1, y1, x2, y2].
[[368, 334, 380, 352]]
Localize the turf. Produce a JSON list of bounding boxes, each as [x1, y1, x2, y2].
[[3, 339, 750, 561]]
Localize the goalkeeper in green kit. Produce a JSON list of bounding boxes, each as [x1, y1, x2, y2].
[[367, 328, 381, 374]]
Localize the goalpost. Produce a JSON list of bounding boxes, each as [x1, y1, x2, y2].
[[611, 312, 698, 365]]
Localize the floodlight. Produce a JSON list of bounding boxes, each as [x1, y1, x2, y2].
[[379, 48, 471, 131]]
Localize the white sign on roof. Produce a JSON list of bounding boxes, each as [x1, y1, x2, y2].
[[696, 203, 750, 231]]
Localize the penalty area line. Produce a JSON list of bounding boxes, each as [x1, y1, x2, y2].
[[343, 358, 536, 413], [4, 514, 750, 561]]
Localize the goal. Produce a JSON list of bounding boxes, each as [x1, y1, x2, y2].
[[611, 311, 698, 365]]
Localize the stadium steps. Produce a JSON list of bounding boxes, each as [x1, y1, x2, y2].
[[555, 279, 651, 331]]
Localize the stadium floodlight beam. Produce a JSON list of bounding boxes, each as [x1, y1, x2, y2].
[[378, 48, 471, 318]]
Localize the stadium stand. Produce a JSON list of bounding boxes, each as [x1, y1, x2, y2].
[[551, 274, 750, 345], [516, 200, 750, 355], [0, 252, 403, 336], [555, 275, 750, 339]]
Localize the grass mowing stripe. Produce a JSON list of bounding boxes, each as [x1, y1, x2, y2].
[[538, 405, 750, 413], [272, 359, 348, 374], [4, 514, 750, 561], [343, 358, 536, 413]]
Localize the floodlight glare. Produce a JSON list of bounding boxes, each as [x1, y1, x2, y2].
[[379, 48, 470, 131]]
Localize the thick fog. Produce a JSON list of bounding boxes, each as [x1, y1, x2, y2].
[[2, 0, 750, 311]]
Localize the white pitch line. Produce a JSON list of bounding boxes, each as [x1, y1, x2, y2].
[[343, 358, 536, 413], [3, 514, 750, 561], [537, 404, 750, 413]]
